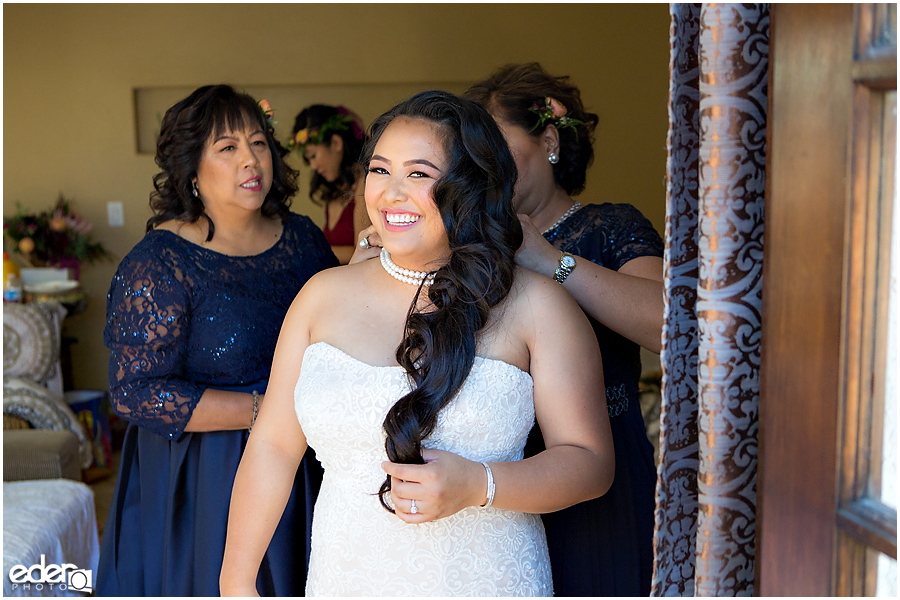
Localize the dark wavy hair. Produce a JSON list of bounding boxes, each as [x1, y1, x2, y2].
[[147, 84, 298, 240], [363, 91, 523, 513], [464, 62, 599, 196], [292, 104, 365, 206]]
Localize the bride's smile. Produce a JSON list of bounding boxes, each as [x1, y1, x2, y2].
[[365, 116, 450, 274]]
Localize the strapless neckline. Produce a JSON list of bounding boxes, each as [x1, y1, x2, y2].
[[305, 341, 533, 383], [294, 340, 550, 596]]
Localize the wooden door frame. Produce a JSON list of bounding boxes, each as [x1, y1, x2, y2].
[[758, 4, 897, 595], [757, 3, 854, 595]]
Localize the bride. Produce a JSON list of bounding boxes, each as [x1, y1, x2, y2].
[[220, 90, 614, 596]]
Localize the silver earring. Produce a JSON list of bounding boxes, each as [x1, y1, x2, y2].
[[548, 152, 560, 164], [192, 181, 199, 198]]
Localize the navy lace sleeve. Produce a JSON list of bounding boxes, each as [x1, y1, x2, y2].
[[104, 242, 204, 439], [562, 203, 664, 272]]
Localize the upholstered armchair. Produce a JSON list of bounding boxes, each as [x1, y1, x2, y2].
[[2, 301, 92, 481]]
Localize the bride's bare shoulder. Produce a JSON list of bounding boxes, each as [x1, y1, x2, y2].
[[295, 257, 381, 302], [508, 266, 584, 321], [286, 258, 385, 338]]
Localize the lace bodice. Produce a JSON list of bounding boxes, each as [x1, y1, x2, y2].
[[294, 342, 552, 596], [103, 213, 338, 439]]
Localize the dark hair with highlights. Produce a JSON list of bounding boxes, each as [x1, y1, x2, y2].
[[292, 104, 365, 206], [147, 84, 298, 240], [362, 91, 523, 513], [464, 62, 599, 196]]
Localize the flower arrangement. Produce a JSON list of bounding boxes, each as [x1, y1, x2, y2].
[[288, 106, 365, 153], [3, 195, 110, 275], [528, 96, 584, 134]]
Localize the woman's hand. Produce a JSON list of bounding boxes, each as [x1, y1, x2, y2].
[[348, 226, 382, 265], [381, 448, 487, 523], [514, 214, 561, 278]]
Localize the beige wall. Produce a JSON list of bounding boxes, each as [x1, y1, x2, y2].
[[3, 3, 670, 390]]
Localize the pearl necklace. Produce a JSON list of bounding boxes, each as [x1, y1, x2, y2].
[[380, 248, 436, 286], [542, 202, 582, 235]]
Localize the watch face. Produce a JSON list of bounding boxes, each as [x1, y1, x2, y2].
[[562, 255, 576, 268]]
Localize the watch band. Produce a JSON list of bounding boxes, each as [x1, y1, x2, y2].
[[553, 252, 576, 284]]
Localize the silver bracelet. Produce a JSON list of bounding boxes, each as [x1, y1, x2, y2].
[[480, 462, 495, 508], [249, 390, 260, 431]]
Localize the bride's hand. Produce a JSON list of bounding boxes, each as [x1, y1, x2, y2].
[[349, 226, 382, 265], [381, 449, 487, 523]]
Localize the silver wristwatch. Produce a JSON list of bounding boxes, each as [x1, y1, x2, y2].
[[553, 252, 576, 284]]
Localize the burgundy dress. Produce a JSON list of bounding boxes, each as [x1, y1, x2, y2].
[[323, 198, 355, 247]]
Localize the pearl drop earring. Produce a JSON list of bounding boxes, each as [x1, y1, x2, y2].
[[548, 152, 560, 164]]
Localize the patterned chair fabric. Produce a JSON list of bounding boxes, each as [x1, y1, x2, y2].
[[3, 301, 66, 395], [3, 301, 92, 469]]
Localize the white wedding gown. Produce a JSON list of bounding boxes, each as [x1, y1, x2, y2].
[[294, 342, 553, 596]]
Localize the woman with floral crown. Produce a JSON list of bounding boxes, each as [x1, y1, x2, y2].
[[221, 90, 614, 596], [290, 104, 371, 264], [96, 85, 338, 596], [465, 63, 665, 596]]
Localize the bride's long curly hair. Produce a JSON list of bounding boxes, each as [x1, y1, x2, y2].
[[363, 91, 523, 513]]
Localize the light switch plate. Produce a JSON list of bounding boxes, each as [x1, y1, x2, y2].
[[108, 202, 124, 227]]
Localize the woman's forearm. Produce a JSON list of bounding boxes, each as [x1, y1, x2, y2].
[[516, 216, 664, 353], [489, 444, 614, 514], [182, 388, 258, 433], [561, 258, 665, 353]]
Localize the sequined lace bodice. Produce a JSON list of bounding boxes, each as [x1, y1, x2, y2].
[[103, 213, 338, 439]]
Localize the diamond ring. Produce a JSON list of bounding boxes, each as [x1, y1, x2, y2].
[[410, 499, 418, 514], [359, 236, 371, 250]]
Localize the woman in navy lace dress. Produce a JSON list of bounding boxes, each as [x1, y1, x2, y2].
[[466, 64, 665, 596], [96, 85, 338, 596]]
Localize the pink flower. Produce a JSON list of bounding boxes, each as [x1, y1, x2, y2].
[[547, 97, 567, 118]]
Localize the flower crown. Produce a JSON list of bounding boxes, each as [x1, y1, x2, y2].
[[528, 96, 584, 134], [288, 106, 365, 152], [258, 99, 276, 127]]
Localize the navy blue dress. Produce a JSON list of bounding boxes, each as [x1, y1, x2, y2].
[[527, 203, 663, 597], [96, 213, 339, 596]]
